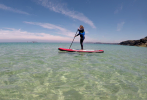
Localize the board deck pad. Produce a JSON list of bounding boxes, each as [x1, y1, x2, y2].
[[58, 48, 104, 53]]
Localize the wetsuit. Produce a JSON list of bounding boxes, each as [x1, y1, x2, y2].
[[76, 28, 85, 50]]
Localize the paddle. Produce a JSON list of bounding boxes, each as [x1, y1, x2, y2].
[[69, 30, 78, 49]]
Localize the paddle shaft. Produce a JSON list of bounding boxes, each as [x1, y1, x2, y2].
[[69, 31, 78, 49]]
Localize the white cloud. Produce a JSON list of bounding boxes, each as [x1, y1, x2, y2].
[[0, 4, 30, 15], [36, 0, 96, 28], [0, 28, 95, 42], [117, 21, 125, 31], [24, 21, 96, 42], [0, 28, 72, 42], [114, 5, 123, 14], [24, 21, 76, 37]]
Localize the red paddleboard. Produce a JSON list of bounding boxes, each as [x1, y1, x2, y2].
[[58, 48, 104, 53]]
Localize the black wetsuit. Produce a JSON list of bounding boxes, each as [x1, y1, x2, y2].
[[76, 29, 85, 50]]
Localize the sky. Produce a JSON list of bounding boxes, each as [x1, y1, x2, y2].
[[0, 0, 147, 43]]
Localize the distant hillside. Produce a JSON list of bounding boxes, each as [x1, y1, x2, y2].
[[119, 36, 147, 47], [94, 42, 119, 45], [85, 42, 119, 45]]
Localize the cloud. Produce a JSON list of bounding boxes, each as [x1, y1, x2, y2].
[[24, 21, 96, 42], [114, 5, 123, 14], [35, 0, 96, 28], [24, 21, 76, 37], [117, 21, 125, 31], [0, 28, 72, 42], [0, 28, 95, 42], [0, 4, 30, 15]]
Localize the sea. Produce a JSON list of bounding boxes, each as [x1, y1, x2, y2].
[[0, 43, 147, 100]]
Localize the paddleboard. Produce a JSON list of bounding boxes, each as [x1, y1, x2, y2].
[[58, 48, 104, 53]]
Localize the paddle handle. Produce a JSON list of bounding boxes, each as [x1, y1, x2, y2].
[[69, 31, 78, 49]]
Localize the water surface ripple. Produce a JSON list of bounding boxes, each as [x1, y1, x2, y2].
[[0, 43, 147, 100]]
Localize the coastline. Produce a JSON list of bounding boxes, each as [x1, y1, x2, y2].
[[119, 36, 147, 47]]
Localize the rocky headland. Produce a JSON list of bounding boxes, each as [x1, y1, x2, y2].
[[119, 36, 147, 47]]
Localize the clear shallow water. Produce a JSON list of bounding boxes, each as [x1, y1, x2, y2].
[[0, 43, 147, 100]]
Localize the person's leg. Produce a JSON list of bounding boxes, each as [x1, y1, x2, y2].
[[80, 39, 84, 50]]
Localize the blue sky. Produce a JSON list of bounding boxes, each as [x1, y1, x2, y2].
[[0, 0, 147, 43]]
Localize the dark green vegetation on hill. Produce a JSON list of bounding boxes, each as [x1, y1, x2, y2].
[[119, 36, 147, 47]]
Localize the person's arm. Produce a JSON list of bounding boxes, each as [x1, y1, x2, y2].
[[75, 28, 84, 37], [75, 33, 79, 37], [75, 29, 80, 37]]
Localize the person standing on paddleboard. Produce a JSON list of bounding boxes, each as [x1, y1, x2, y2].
[[75, 25, 85, 50]]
